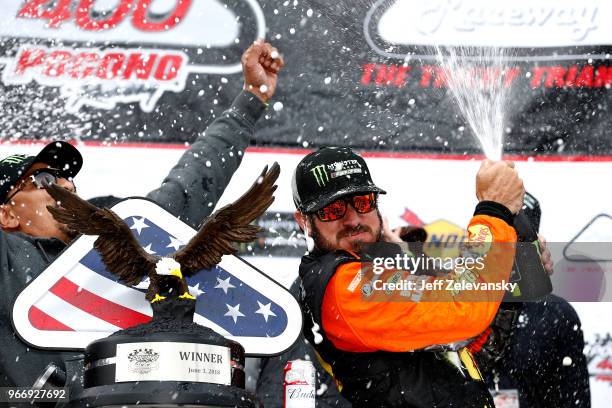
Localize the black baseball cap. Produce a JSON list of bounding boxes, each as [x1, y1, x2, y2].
[[292, 146, 386, 213], [0, 141, 83, 202]]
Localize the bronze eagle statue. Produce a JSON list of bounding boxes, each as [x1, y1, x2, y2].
[[45, 163, 280, 303]]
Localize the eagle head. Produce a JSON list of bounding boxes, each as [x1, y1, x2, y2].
[[155, 257, 182, 279]]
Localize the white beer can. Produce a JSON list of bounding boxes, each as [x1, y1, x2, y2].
[[283, 359, 316, 408]]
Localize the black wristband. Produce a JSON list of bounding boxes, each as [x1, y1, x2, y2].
[[474, 201, 515, 226]]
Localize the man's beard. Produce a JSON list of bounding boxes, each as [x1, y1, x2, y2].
[[308, 210, 383, 253]]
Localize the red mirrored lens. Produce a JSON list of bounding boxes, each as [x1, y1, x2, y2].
[[317, 200, 347, 222], [315, 193, 377, 222], [351, 193, 376, 213]]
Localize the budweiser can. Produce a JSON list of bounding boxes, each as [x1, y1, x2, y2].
[[284, 359, 316, 408]]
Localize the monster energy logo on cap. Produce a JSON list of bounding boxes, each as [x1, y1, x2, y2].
[[310, 165, 329, 187], [0, 154, 27, 164]]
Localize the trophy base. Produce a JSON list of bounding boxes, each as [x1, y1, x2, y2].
[[70, 381, 259, 407], [74, 298, 255, 407]]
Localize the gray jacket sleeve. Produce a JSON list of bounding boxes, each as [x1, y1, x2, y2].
[[146, 91, 267, 229]]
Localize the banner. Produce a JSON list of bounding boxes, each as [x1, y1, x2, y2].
[[0, 0, 611, 155]]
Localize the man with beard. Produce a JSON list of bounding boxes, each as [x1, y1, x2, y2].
[[292, 146, 524, 407], [0, 39, 283, 389]]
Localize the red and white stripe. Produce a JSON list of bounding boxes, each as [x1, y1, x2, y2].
[[29, 264, 152, 332]]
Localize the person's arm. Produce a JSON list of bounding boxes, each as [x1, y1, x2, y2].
[[146, 91, 264, 228], [321, 211, 516, 352], [321, 160, 524, 352], [147, 40, 283, 228]]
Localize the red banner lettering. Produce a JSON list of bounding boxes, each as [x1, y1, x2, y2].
[[123, 53, 157, 80], [42, 51, 72, 77], [154, 55, 183, 80], [15, 48, 46, 75], [97, 53, 127, 79], [593, 66, 612, 88], [70, 53, 100, 79], [17, 0, 72, 28], [132, 0, 192, 32], [75, 0, 135, 31]]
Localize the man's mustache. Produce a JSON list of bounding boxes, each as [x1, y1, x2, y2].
[[337, 224, 372, 240]]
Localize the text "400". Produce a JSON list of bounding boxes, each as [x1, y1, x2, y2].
[[18, 0, 192, 32]]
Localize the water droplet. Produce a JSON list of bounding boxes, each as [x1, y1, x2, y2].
[[273, 101, 284, 111], [316, 382, 328, 396], [311, 320, 323, 344]]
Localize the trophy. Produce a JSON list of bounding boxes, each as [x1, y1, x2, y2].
[[44, 164, 280, 407]]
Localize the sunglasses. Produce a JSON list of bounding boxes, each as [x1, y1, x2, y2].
[[315, 193, 378, 222], [3, 168, 66, 205]]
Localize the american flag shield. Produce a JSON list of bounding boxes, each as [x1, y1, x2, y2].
[[12, 198, 302, 356]]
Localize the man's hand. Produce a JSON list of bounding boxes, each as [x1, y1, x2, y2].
[[241, 39, 284, 103], [382, 217, 403, 243], [476, 160, 525, 214], [538, 234, 554, 275]]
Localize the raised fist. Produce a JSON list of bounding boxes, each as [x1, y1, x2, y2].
[[476, 160, 525, 214], [241, 39, 284, 103]]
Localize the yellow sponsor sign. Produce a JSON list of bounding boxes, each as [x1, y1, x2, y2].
[[423, 219, 467, 258]]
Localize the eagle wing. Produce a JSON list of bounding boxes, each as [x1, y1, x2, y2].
[[173, 162, 280, 275], [45, 184, 157, 286]]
